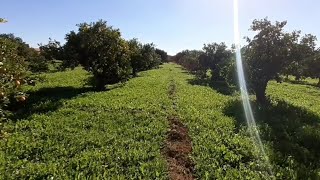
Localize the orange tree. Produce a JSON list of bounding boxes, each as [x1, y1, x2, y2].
[[128, 39, 162, 76], [198, 42, 232, 81], [0, 20, 27, 120], [63, 20, 132, 90], [243, 18, 299, 104], [305, 52, 320, 86]]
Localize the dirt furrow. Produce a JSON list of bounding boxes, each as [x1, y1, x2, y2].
[[162, 79, 194, 180]]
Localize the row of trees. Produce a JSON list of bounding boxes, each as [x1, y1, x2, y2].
[[40, 20, 168, 90], [174, 18, 320, 104], [0, 19, 168, 119]]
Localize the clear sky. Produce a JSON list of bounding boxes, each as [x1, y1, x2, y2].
[[1, 0, 319, 55]]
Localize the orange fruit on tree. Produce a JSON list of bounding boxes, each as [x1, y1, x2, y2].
[[15, 80, 21, 86], [0, 92, 5, 99], [17, 96, 26, 102]]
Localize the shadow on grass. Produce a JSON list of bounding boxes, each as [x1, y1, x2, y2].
[[48, 69, 61, 73], [285, 79, 320, 89], [224, 99, 320, 178], [11, 86, 93, 120], [187, 77, 236, 95]]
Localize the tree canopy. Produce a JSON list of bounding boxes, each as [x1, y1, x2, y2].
[[63, 20, 131, 90]]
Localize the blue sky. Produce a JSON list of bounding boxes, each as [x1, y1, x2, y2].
[[1, 0, 319, 55]]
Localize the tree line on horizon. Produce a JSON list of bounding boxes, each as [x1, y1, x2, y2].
[[172, 18, 320, 104]]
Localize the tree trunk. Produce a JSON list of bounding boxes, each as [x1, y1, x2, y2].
[[132, 69, 137, 77], [317, 78, 320, 87], [96, 82, 106, 91], [95, 76, 107, 91], [255, 82, 268, 105]]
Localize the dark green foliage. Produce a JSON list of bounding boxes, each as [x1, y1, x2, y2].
[[61, 31, 81, 69], [128, 39, 143, 75], [220, 56, 238, 87], [128, 39, 161, 76], [0, 34, 36, 59], [63, 20, 132, 90], [282, 34, 318, 81], [0, 33, 49, 73], [28, 55, 49, 73], [283, 61, 306, 81], [155, 48, 168, 63], [173, 43, 233, 82], [199, 42, 232, 81], [173, 50, 202, 72], [39, 38, 63, 60], [140, 43, 162, 70], [0, 37, 27, 121], [305, 52, 320, 86], [49, 20, 164, 88]]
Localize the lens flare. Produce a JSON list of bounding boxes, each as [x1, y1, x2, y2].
[[233, 0, 273, 175]]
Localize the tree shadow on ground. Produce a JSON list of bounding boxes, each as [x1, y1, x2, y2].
[[187, 77, 236, 95], [285, 79, 320, 89], [11, 86, 93, 121], [224, 99, 320, 178]]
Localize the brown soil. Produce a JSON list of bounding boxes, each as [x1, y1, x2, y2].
[[163, 80, 194, 180]]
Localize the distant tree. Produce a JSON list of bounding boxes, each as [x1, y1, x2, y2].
[[140, 43, 162, 70], [220, 46, 247, 88], [0, 34, 37, 59], [62, 31, 81, 69], [39, 38, 63, 60], [155, 48, 168, 63], [128, 39, 143, 76], [63, 20, 132, 90], [283, 34, 317, 80], [244, 18, 299, 104], [28, 55, 49, 73], [128, 39, 162, 76], [198, 43, 232, 81], [305, 52, 320, 86], [0, 34, 51, 73], [174, 51, 188, 65], [174, 50, 202, 72]]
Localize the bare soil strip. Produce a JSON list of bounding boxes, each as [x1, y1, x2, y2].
[[162, 80, 194, 180]]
